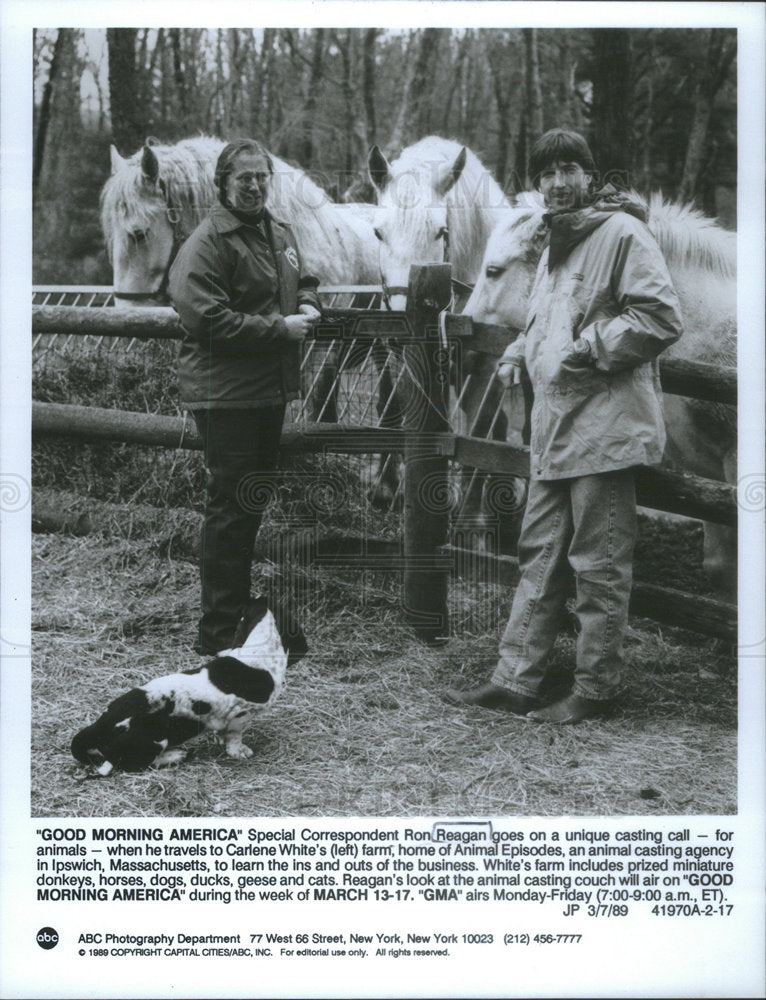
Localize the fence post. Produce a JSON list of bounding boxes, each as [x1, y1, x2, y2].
[[403, 263, 452, 644]]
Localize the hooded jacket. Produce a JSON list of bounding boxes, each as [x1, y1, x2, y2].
[[169, 202, 321, 409], [500, 192, 683, 480]]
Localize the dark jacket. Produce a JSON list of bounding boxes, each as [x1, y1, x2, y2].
[[169, 202, 321, 409], [500, 194, 683, 479]]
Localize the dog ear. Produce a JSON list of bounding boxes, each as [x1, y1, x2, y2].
[[268, 600, 308, 665], [231, 596, 270, 647]]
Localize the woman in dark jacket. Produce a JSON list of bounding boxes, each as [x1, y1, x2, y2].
[[169, 138, 321, 655]]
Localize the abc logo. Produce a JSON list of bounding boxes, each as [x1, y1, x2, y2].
[[36, 927, 59, 950]]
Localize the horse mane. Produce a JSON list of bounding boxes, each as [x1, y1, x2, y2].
[[383, 136, 511, 281], [646, 192, 736, 280], [100, 136, 223, 259], [266, 161, 379, 282]]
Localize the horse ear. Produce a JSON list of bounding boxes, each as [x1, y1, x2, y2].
[[368, 145, 392, 193], [109, 145, 126, 175], [437, 146, 467, 198], [141, 145, 160, 185]]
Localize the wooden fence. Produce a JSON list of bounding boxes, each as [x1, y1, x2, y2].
[[31, 266, 737, 641]]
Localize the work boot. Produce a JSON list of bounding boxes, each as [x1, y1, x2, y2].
[[444, 683, 538, 715], [527, 693, 616, 725]]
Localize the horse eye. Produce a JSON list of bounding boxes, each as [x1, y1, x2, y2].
[[485, 265, 506, 279], [130, 230, 149, 245], [373, 227, 383, 241]]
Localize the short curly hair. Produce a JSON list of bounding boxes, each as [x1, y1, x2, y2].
[[214, 138, 273, 201], [528, 129, 597, 190]]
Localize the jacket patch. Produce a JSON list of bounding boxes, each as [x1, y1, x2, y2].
[[284, 246, 300, 271]]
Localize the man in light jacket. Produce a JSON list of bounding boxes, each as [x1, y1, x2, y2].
[[448, 128, 683, 723]]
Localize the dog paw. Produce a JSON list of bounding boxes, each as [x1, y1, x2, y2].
[[226, 743, 254, 759], [153, 749, 187, 767]]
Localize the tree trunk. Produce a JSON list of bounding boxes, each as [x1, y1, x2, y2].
[[34, 29, 68, 190], [386, 28, 441, 152], [301, 29, 326, 167], [35, 29, 82, 191], [678, 29, 736, 205], [632, 30, 655, 192], [411, 29, 441, 136], [442, 30, 470, 134], [523, 29, 544, 148], [590, 29, 634, 187], [107, 28, 144, 153], [486, 31, 519, 190], [168, 29, 187, 122], [362, 28, 378, 147], [227, 29, 240, 131]]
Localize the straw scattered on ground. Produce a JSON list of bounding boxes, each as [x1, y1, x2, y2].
[[31, 503, 736, 819]]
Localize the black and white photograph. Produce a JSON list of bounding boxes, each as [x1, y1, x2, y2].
[[1, 1, 764, 997]]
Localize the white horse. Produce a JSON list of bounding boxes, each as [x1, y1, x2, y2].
[[367, 136, 517, 514], [101, 136, 386, 426], [368, 135, 512, 307], [463, 195, 737, 593]]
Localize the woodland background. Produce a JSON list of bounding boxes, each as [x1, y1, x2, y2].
[[33, 26, 737, 284]]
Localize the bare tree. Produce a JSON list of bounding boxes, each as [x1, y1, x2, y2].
[[302, 30, 326, 165], [362, 28, 379, 147], [385, 28, 443, 153], [34, 29, 82, 190], [523, 28, 544, 147], [34, 29, 66, 190], [678, 29, 736, 204], [107, 28, 146, 152], [442, 30, 472, 135], [590, 29, 634, 184], [486, 31, 522, 190]]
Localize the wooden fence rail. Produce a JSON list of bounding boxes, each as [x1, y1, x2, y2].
[[31, 268, 738, 640], [31, 402, 736, 529], [32, 302, 738, 405]]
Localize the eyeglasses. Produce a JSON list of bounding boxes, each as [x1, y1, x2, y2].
[[232, 172, 270, 187]]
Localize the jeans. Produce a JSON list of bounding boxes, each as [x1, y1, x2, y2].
[[192, 406, 286, 655], [492, 470, 636, 701]]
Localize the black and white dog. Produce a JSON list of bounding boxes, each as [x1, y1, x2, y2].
[[71, 596, 307, 775]]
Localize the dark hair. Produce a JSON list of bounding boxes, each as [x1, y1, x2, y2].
[[214, 138, 273, 201], [528, 129, 597, 189]]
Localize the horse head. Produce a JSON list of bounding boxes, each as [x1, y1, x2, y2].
[[368, 137, 507, 310], [463, 207, 547, 332], [100, 136, 221, 307]]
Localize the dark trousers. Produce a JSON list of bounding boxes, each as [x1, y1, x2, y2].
[[192, 406, 286, 655]]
